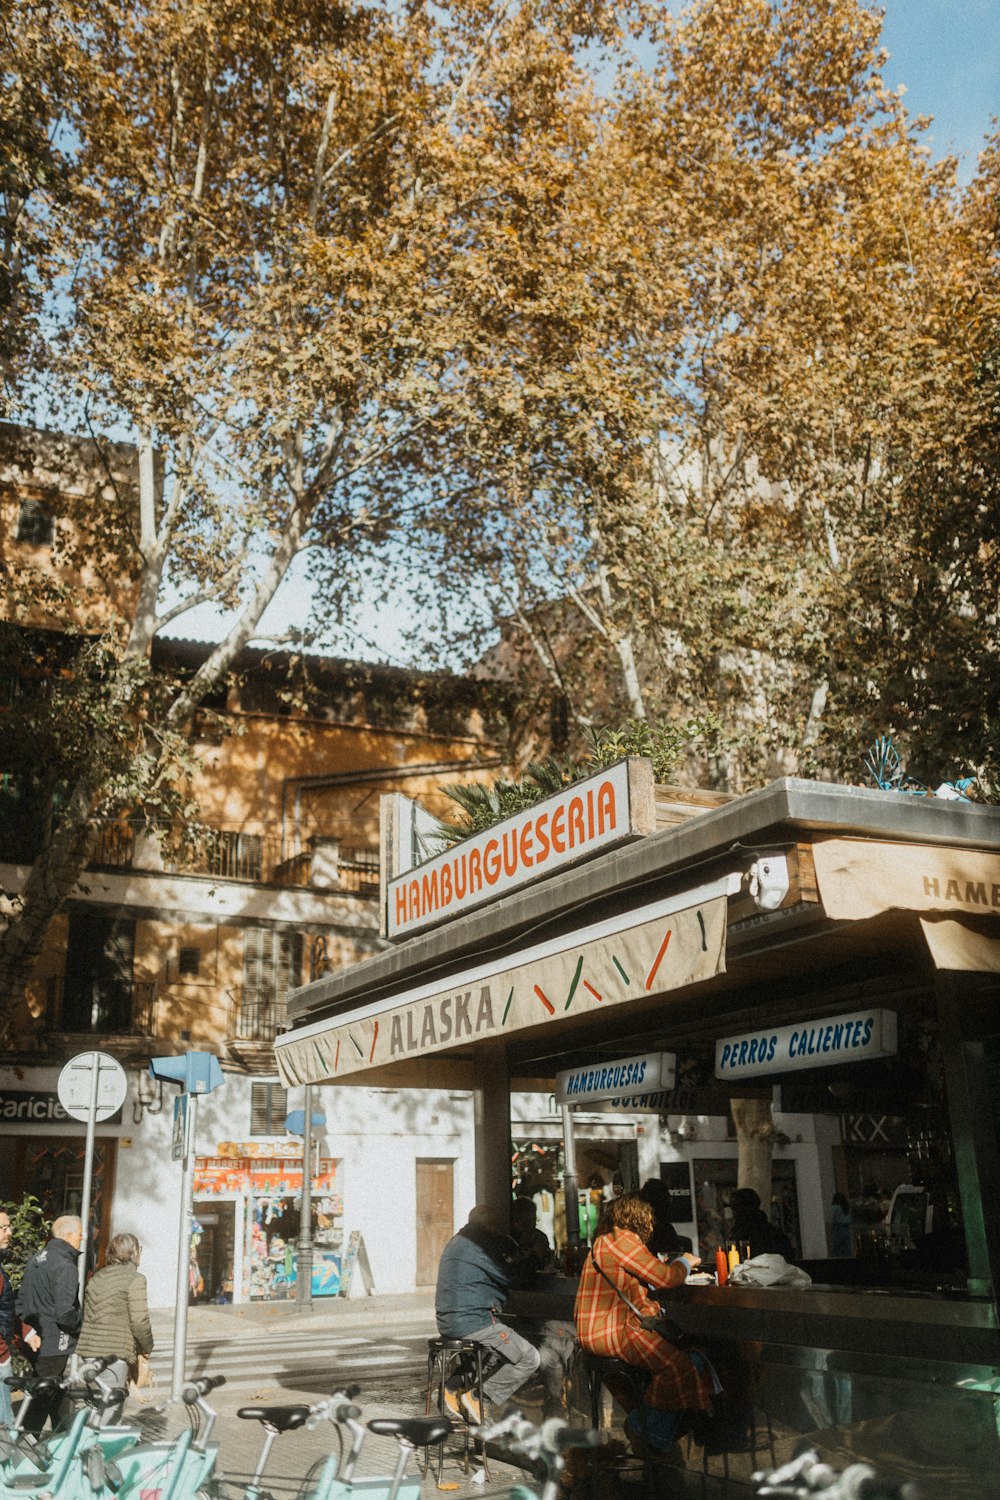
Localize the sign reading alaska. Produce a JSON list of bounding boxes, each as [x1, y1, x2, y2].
[[385, 758, 655, 940], [275, 879, 734, 1087]]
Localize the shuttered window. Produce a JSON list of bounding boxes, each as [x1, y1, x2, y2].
[[250, 1082, 288, 1135]]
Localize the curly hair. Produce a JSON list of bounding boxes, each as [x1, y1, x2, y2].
[[597, 1193, 654, 1243]]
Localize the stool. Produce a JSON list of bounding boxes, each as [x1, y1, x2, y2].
[[424, 1336, 492, 1484], [580, 1353, 649, 1434]]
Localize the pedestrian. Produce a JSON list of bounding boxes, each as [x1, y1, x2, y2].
[[75, 1232, 154, 1425], [435, 1204, 540, 1424], [15, 1214, 84, 1433], [0, 1208, 41, 1428]]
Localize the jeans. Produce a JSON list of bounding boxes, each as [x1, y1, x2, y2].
[[0, 1359, 12, 1428], [463, 1321, 540, 1407]]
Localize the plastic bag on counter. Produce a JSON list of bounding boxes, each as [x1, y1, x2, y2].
[[727, 1254, 812, 1288]]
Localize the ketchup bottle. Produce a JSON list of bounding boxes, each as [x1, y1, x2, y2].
[[715, 1245, 729, 1286]]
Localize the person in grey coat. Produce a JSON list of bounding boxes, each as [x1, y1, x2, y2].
[[16, 1214, 83, 1433], [76, 1232, 154, 1425]]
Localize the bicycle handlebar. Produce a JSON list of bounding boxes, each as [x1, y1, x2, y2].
[[753, 1448, 920, 1500], [478, 1414, 600, 1457], [182, 1375, 227, 1402], [306, 1386, 364, 1429]]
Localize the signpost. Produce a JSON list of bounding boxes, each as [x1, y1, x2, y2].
[[56, 1051, 128, 1302], [150, 1052, 225, 1397], [286, 1093, 326, 1311]]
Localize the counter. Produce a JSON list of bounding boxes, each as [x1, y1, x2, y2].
[[509, 1278, 1000, 1496]]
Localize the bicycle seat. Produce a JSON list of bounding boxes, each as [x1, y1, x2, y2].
[[368, 1417, 451, 1447], [237, 1404, 311, 1433]]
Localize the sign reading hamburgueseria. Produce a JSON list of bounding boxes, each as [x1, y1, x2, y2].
[[385, 757, 655, 940], [715, 1009, 897, 1080], [555, 1051, 676, 1106]]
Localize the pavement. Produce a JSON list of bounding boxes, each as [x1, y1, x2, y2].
[[137, 1293, 579, 1498]]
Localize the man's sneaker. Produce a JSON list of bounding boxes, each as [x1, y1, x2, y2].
[[443, 1387, 463, 1422], [459, 1391, 483, 1425]]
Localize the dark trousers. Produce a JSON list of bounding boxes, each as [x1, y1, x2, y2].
[[21, 1352, 70, 1434]]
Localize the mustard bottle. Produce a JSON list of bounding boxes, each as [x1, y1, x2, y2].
[[727, 1243, 740, 1273]]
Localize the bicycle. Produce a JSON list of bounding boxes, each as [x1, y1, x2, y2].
[[0, 1360, 136, 1498], [0, 1365, 225, 1500], [752, 1445, 921, 1500], [471, 1413, 601, 1500], [203, 1385, 450, 1500]]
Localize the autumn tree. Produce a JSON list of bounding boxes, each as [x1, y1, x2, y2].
[[0, 0, 680, 1036], [432, 0, 999, 795]]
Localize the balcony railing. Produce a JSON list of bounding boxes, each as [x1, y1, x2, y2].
[[91, 822, 380, 896], [228, 987, 287, 1044], [45, 975, 157, 1036]]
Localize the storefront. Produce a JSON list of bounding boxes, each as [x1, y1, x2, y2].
[[191, 1142, 344, 1301], [0, 1067, 122, 1264], [276, 772, 1000, 1496]]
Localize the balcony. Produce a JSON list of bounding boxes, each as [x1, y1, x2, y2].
[[91, 822, 380, 897], [45, 975, 157, 1037]]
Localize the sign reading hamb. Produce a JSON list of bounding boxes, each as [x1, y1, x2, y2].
[[385, 758, 655, 940]]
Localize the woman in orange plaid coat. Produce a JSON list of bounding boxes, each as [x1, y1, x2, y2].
[[574, 1194, 715, 1450]]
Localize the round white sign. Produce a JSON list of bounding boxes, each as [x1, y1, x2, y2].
[[57, 1051, 128, 1123]]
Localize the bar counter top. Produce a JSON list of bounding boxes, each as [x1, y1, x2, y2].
[[508, 1274, 999, 1368]]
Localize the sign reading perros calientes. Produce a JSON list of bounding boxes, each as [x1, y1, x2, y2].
[[715, 1009, 897, 1081], [386, 758, 655, 940]]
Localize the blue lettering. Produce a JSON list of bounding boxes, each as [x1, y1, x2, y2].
[[862, 1017, 874, 1046]]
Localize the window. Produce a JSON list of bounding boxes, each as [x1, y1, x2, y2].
[[234, 929, 303, 1041], [250, 1082, 288, 1135], [178, 946, 201, 977], [16, 499, 54, 546], [61, 912, 136, 1033]]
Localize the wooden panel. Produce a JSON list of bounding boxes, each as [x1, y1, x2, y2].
[[415, 1157, 453, 1288]]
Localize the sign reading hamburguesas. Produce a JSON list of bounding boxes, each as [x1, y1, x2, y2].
[[555, 1051, 676, 1106], [715, 1009, 897, 1080]]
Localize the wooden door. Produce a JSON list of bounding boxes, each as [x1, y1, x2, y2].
[[415, 1158, 454, 1288]]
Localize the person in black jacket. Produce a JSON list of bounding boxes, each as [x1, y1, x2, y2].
[[16, 1215, 84, 1433], [0, 1209, 41, 1428]]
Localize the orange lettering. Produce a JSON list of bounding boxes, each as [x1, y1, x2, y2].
[[568, 796, 585, 847], [483, 838, 501, 884], [519, 821, 535, 867], [597, 779, 616, 833], [551, 805, 566, 853]]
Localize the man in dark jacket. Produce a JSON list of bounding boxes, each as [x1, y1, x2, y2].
[[16, 1215, 84, 1432], [435, 1204, 540, 1424]]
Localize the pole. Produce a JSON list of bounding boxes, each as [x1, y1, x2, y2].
[[561, 1104, 581, 1263], [296, 1085, 314, 1311], [77, 1055, 100, 1306], [171, 1092, 197, 1399]]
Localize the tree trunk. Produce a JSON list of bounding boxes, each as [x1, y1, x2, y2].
[[730, 1093, 776, 1206], [0, 771, 104, 1038]]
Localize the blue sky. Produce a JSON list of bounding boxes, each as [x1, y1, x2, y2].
[[878, 0, 998, 182]]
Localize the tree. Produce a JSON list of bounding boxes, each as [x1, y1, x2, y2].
[[431, 0, 999, 794], [0, 0, 674, 1036]]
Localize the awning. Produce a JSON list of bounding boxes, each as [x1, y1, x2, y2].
[[812, 838, 1000, 924], [274, 875, 735, 1087], [920, 918, 1000, 973]]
